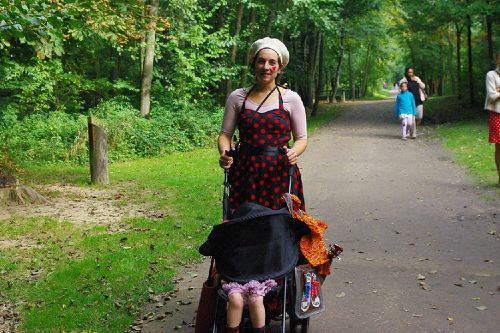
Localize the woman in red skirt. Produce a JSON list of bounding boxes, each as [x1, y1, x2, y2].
[[217, 37, 307, 333], [484, 51, 500, 187]]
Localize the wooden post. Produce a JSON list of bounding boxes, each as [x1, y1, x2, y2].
[[341, 89, 346, 102], [88, 117, 109, 185]]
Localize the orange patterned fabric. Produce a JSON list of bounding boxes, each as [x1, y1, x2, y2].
[[289, 195, 331, 276]]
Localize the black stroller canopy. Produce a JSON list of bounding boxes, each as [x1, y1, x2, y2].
[[199, 202, 299, 283]]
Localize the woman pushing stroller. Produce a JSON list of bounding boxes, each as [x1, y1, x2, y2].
[[217, 37, 308, 333]]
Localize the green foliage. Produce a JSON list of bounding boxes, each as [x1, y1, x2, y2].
[[0, 96, 223, 167], [0, 107, 88, 164], [423, 96, 479, 124]]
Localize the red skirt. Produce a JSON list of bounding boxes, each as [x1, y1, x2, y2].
[[489, 111, 500, 143]]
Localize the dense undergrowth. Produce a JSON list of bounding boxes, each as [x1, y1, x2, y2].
[[0, 96, 223, 168]]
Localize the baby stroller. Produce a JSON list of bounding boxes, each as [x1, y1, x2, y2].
[[198, 169, 316, 333]]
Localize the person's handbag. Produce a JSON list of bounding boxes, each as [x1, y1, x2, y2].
[[419, 87, 428, 102], [194, 258, 217, 333]]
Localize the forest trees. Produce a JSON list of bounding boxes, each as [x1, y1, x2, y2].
[[0, 0, 498, 169], [393, 0, 500, 105]]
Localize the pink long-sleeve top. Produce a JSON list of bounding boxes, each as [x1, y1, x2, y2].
[[220, 88, 308, 140]]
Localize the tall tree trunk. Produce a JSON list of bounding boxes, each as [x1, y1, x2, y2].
[[466, 14, 474, 106], [265, 1, 275, 35], [225, 1, 244, 99], [297, 32, 311, 107], [361, 44, 371, 98], [455, 22, 462, 100], [312, 35, 325, 117], [140, 5, 146, 75], [306, 31, 320, 107], [348, 46, 355, 99], [446, 26, 456, 95], [140, 0, 159, 117], [485, 14, 493, 65], [240, 8, 257, 88], [331, 31, 345, 103]]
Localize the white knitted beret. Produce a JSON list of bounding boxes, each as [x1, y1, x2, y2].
[[249, 37, 290, 68]]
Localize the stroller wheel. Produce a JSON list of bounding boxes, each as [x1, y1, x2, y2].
[[289, 317, 309, 333], [300, 318, 309, 333]]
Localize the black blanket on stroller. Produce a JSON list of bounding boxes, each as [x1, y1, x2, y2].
[[199, 202, 299, 283]]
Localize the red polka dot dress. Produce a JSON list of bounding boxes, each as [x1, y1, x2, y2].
[[489, 111, 500, 143], [229, 87, 305, 211]]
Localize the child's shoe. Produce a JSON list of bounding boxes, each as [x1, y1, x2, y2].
[[300, 272, 312, 312], [311, 273, 321, 308]]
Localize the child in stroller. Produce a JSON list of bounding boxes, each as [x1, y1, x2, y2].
[[199, 193, 301, 333], [199, 182, 342, 333]]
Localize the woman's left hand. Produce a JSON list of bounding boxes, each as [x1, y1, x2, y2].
[[285, 146, 298, 165]]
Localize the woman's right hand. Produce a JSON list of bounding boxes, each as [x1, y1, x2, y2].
[[219, 150, 233, 170]]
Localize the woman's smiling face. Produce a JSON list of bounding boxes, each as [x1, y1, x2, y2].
[[253, 48, 281, 84]]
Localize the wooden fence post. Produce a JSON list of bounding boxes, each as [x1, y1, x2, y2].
[[88, 117, 109, 184], [341, 89, 346, 102]]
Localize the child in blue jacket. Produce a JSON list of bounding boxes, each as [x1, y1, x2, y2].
[[394, 82, 417, 139]]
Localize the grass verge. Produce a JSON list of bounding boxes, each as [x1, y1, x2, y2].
[[0, 103, 341, 332], [436, 117, 499, 190]]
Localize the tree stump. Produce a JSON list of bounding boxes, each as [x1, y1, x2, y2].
[[0, 174, 48, 205], [88, 117, 110, 185]]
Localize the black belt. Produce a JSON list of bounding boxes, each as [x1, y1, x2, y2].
[[237, 144, 287, 156]]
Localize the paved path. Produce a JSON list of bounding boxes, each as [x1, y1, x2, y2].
[[140, 99, 499, 333]]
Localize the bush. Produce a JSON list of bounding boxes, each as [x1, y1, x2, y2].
[[423, 96, 482, 124], [0, 96, 224, 167], [0, 107, 88, 165]]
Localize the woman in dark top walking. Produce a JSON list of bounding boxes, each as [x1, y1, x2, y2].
[[399, 67, 426, 138]]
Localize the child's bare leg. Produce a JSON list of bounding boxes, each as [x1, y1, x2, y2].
[[227, 293, 244, 329], [248, 296, 265, 330]]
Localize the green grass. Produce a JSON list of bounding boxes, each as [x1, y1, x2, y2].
[[307, 103, 341, 134], [362, 89, 392, 100], [436, 118, 499, 190], [0, 103, 340, 332]]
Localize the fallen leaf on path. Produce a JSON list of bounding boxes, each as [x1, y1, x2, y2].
[[417, 274, 426, 280], [365, 257, 374, 261], [412, 314, 423, 317], [419, 281, 430, 290], [468, 280, 477, 284], [447, 317, 454, 324], [335, 292, 346, 298], [483, 259, 494, 263], [454, 283, 463, 287], [488, 230, 496, 235], [472, 273, 490, 277], [345, 281, 353, 284], [428, 270, 438, 274], [472, 297, 480, 300], [430, 305, 438, 310], [475, 306, 487, 311], [453, 258, 463, 261]]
